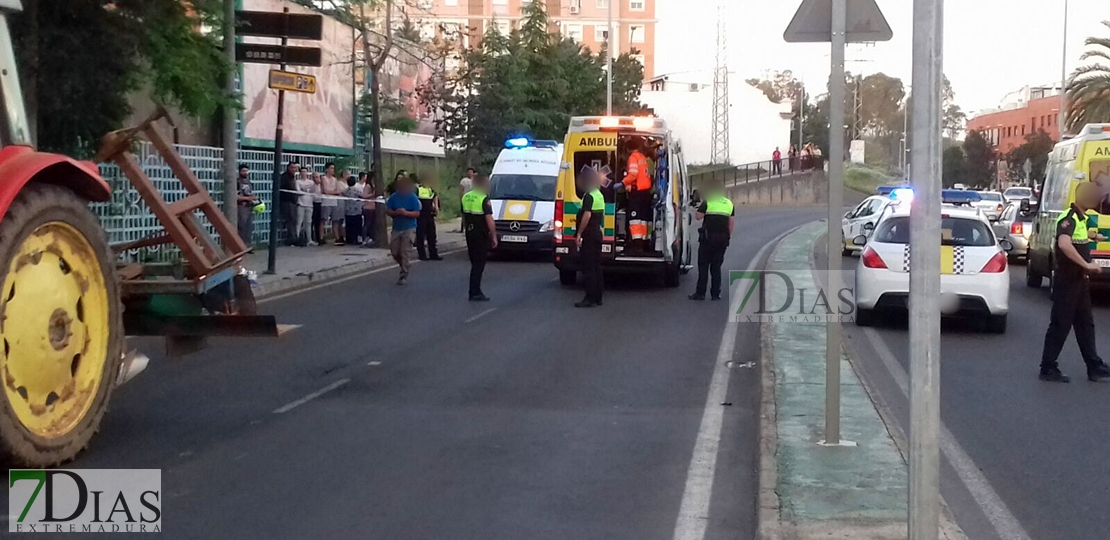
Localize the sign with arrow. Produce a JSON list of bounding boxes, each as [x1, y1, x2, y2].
[[784, 0, 893, 43]]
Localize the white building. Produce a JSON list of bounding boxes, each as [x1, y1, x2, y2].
[[640, 73, 793, 166]]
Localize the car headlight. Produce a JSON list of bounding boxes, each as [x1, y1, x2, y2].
[[539, 220, 554, 233]]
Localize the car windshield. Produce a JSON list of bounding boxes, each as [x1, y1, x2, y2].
[[1005, 188, 1032, 199], [978, 192, 1003, 201], [874, 216, 996, 247], [489, 174, 558, 201]]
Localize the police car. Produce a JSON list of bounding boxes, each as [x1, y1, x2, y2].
[[852, 190, 1011, 333], [840, 186, 910, 255]]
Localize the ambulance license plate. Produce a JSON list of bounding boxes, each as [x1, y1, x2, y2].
[[501, 235, 528, 243], [1097, 259, 1110, 268]]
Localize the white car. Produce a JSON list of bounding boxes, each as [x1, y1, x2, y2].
[[853, 204, 1010, 333], [841, 195, 900, 255], [973, 191, 1006, 222], [1002, 186, 1036, 205]]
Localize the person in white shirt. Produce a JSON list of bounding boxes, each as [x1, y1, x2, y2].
[[320, 162, 345, 245], [458, 167, 477, 232], [295, 169, 317, 246]]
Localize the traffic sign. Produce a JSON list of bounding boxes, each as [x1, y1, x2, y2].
[[235, 44, 322, 67], [269, 70, 317, 94], [235, 10, 323, 40], [784, 0, 893, 43]]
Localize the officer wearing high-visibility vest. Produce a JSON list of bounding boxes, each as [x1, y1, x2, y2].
[[621, 140, 653, 253], [461, 175, 498, 301], [414, 177, 441, 261], [689, 182, 734, 301], [576, 168, 606, 308], [1040, 181, 1110, 383]]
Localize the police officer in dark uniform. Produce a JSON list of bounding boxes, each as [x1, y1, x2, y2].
[[576, 169, 605, 308], [462, 175, 498, 301], [1040, 181, 1110, 383], [415, 178, 442, 261], [689, 181, 734, 301]]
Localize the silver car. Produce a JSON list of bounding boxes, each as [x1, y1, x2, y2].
[[991, 201, 1035, 259], [1003, 186, 1037, 205], [973, 191, 1006, 221]]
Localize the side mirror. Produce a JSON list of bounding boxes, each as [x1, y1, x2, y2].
[[999, 239, 1014, 252], [852, 235, 869, 247], [862, 222, 875, 232], [844, 211, 852, 219]]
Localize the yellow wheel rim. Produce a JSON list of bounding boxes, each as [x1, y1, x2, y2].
[[0, 221, 110, 439]]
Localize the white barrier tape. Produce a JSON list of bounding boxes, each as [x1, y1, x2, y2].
[[280, 189, 385, 203]]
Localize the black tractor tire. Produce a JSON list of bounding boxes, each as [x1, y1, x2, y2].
[[0, 184, 122, 467]]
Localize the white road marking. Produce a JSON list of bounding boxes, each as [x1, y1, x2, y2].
[[862, 328, 1033, 540], [368, 361, 382, 366], [672, 228, 794, 540], [465, 308, 498, 323], [260, 248, 466, 304], [272, 378, 350, 414]]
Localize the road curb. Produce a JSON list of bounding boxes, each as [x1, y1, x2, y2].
[[252, 238, 467, 300], [757, 307, 783, 540]]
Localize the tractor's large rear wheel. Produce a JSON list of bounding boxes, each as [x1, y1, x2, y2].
[[0, 184, 122, 466]]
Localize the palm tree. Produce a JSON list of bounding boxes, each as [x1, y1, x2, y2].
[[1067, 20, 1110, 130]]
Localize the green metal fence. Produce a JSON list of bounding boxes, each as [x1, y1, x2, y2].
[[92, 142, 353, 262]]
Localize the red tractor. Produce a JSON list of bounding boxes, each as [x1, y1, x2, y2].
[[0, 3, 276, 466]]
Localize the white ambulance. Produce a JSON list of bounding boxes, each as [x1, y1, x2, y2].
[[487, 138, 563, 254]]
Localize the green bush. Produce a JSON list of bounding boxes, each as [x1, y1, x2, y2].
[[845, 164, 898, 195]]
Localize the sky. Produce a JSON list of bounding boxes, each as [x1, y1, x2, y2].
[[655, 0, 1108, 116]]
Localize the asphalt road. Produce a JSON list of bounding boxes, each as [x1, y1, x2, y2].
[[826, 245, 1110, 540], [21, 207, 822, 539]]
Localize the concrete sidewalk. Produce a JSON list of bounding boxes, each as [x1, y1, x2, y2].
[[243, 219, 466, 299], [757, 221, 960, 539]]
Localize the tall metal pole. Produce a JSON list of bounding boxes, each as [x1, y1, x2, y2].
[[606, 0, 613, 115], [823, 0, 846, 447], [266, 8, 289, 275], [798, 86, 805, 156], [909, 0, 943, 537], [902, 90, 909, 178], [222, 0, 238, 225], [1059, 0, 1069, 135]]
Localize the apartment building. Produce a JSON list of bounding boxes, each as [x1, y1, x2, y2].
[[966, 85, 1064, 154], [408, 0, 657, 78]]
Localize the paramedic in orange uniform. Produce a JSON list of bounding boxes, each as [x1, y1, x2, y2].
[[622, 141, 653, 253]]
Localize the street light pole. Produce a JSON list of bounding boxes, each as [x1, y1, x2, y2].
[[606, 0, 613, 115], [823, 0, 846, 447], [908, 0, 943, 538], [1059, 0, 1069, 135]]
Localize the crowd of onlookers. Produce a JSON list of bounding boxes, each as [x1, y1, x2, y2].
[[771, 143, 825, 175]]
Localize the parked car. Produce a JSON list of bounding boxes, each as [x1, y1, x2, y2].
[[841, 195, 899, 256], [991, 201, 1035, 260], [973, 191, 1006, 221]]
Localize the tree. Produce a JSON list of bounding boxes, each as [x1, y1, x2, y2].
[[962, 130, 995, 189], [745, 70, 804, 104], [942, 76, 966, 138], [942, 146, 967, 188], [11, 0, 231, 157], [1066, 20, 1110, 131], [1005, 129, 1054, 186], [611, 50, 647, 115]]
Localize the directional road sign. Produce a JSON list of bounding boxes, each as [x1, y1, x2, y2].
[[268, 70, 317, 94], [235, 10, 323, 40], [784, 0, 893, 43]]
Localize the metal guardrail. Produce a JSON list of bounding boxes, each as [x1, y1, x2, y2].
[[92, 142, 345, 263], [689, 156, 826, 187]]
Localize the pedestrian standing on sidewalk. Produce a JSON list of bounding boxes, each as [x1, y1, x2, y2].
[[386, 176, 422, 285], [311, 172, 324, 244], [415, 174, 441, 261], [295, 168, 315, 246], [689, 181, 734, 301], [575, 168, 605, 308], [344, 175, 365, 245], [321, 163, 345, 246], [1039, 182, 1110, 383], [279, 161, 300, 245], [235, 165, 258, 247], [361, 172, 377, 247], [462, 175, 497, 301], [458, 167, 476, 232]]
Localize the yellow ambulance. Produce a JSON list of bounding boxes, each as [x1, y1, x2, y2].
[[552, 116, 693, 287], [1027, 124, 1110, 287]]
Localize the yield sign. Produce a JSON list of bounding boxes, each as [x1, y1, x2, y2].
[[784, 0, 893, 43]]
